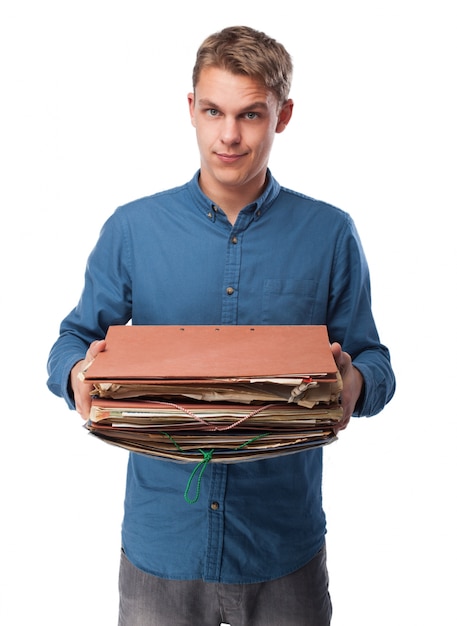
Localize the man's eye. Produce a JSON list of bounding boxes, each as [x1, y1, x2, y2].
[[245, 112, 258, 120], [207, 109, 219, 117]]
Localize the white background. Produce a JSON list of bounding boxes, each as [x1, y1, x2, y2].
[[1, 1, 455, 624]]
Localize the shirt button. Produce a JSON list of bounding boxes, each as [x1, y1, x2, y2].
[[211, 502, 219, 510], [231, 236, 238, 244], [226, 287, 234, 295]]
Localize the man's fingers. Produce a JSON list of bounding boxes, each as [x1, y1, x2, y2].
[[77, 340, 107, 380], [87, 339, 106, 361]]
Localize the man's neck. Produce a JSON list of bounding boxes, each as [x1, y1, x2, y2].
[[198, 171, 268, 225]]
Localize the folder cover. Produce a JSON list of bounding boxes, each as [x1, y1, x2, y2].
[[84, 324, 338, 382]]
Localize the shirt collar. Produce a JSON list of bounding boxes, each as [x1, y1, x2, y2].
[[187, 169, 281, 223]]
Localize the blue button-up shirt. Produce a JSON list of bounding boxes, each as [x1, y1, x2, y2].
[[47, 170, 395, 583]]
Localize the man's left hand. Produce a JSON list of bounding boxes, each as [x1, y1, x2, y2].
[[331, 342, 364, 432]]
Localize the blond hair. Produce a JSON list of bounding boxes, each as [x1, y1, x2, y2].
[[192, 26, 293, 105]]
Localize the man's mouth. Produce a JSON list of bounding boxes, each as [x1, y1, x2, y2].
[[216, 153, 245, 164]]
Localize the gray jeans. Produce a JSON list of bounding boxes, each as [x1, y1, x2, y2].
[[118, 544, 332, 626]]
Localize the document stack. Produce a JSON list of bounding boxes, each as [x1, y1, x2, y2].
[[82, 325, 343, 463]]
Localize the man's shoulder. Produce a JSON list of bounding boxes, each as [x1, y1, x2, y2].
[[117, 180, 192, 214], [277, 185, 349, 221]]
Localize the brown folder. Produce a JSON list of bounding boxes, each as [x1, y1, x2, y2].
[[83, 324, 338, 382]]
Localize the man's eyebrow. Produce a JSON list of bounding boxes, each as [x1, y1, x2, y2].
[[197, 98, 269, 111], [239, 101, 269, 112], [197, 99, 219, 109]]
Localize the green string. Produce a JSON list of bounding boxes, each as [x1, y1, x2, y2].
[[235, 432, 271, 449], [160, 432, 214, 504], [183, 449, 214, 504], [161, 431, 185, 452], [160, 431, 271, 504]]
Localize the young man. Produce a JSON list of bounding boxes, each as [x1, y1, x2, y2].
[[47, 26, 395, 626]]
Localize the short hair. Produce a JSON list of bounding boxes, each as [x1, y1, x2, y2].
[[192, 26, 293, 105]]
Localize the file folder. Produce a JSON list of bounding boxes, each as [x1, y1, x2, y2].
[[82, 325, 343, 463]]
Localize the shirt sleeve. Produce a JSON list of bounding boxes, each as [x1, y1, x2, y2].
[[46, 210, 133, 408], [326, 213, 395, 417]]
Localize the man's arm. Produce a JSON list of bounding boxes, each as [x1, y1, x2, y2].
[[47, 209, 132, 410], [326, 213, 395, 420]]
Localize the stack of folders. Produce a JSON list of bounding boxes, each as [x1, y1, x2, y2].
[[82, 325, 343, 463]]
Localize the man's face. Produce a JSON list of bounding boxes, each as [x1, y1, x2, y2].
[[188, 67, 292, 202]]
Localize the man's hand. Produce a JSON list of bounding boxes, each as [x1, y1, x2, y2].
[[70, 339, 106, 420], [331, 342, 364, 432]]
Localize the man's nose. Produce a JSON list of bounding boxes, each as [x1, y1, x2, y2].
[[220, 117, 241, 145]]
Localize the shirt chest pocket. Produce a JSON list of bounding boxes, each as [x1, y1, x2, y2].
[[261, 278, 319, 324]]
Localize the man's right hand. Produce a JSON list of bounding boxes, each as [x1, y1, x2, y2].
[[70, 339, 106, 420]]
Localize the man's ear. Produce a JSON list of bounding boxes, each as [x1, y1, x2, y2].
[[276, 99, 294, 133], [188, 92, 196, 127]]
